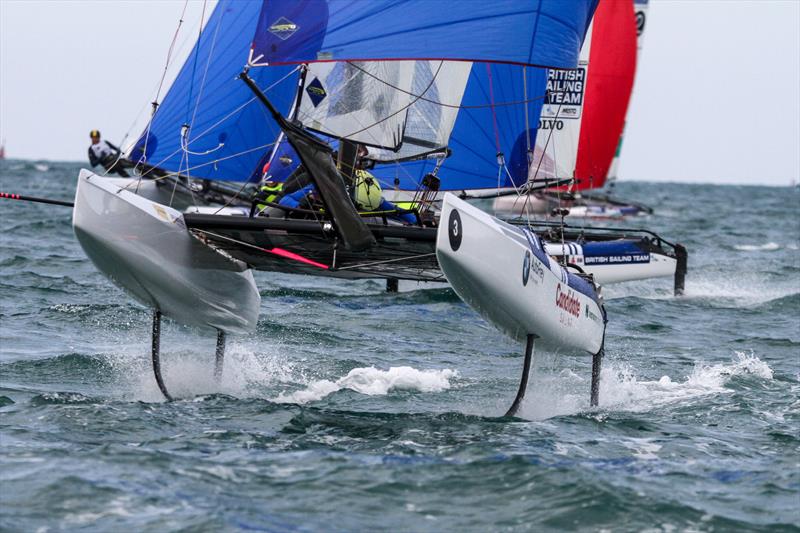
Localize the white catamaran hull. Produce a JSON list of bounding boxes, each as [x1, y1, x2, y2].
[[72, 169, 260, 334], [436, 194, 605, 354], [543, 242, 677, 284]]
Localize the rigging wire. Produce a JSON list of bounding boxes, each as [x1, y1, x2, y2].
[[95, 1, 194, 189], [339, 61, 445, 141], [180, 0, 218, 208], [515, 101, 566, 224], [120, 141, 279, 198], [112, 3, 204, 177], [523, 66, 531, 158], [120, 69, 299, 193], [135, 0, 191, 179], [346, 61, 548, 109]]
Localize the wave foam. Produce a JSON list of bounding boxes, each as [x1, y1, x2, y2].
[[734, 242, 781, 251], [520, 351, 773, 420], [106, 340, 299, 403], [273, 366, 458, 404], [605, 273, 799, 307]]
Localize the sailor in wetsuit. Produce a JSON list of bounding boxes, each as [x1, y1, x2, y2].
[[87, 130, 131, 177]]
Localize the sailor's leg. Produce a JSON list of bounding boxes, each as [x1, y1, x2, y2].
[[386, 279, 399, 293], [151, 310, 173, 401], [214, 330, 226, 382], [590, 345, 603, 407], [505, 334, 536, 417]]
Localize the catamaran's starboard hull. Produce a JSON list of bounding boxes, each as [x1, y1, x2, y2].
[[72, 169, 260, 334], [436, 194, 605, 354]]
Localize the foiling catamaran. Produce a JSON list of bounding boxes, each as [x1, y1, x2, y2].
[[68, 0, 686, 413]]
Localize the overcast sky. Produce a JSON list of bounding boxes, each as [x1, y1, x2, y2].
[[1, 0, 798, 186]]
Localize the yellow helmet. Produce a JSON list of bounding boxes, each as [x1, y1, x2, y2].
[[89, 130, 100, 139], [354, 170, 382, 211]]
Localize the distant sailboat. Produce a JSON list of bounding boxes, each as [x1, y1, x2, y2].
[[486, 0, 652, 219], [0, 140, 6, 160]]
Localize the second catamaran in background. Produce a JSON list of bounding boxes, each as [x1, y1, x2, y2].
[[493, 0, 652, 219]]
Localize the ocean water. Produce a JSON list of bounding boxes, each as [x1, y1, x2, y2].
[[1, 161, 798, 532]]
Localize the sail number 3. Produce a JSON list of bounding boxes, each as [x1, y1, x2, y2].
[[449, 210, 463, 251]]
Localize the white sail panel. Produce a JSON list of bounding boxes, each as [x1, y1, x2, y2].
[[297, 61, 415, 150], [529, 24, 593, 183], [369, 61, 472, 162]]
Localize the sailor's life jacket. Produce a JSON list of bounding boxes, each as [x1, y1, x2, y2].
[[353, 169, 383, 211], [253, 181, 284, 212], [88, 141, 120, 169], [353, 169, 417, 225]]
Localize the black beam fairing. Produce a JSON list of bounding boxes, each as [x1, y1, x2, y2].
[[240, 71, 376, 252], [183, 213, 436, 242]]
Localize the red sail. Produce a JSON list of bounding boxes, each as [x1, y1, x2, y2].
[[573, 0, 637, 191]]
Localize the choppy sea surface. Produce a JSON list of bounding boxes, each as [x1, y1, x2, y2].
[[1, 161, 798, 532]]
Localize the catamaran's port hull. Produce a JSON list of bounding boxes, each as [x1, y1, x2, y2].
[[436, 194, 605, 354], [72, 170, 260, 334]]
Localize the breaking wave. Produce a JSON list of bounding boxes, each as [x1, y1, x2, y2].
[[519, 351, 774, 420], [733, 242, 781, 251], [273, 366, 458, 405], [605, 273, 800, 307]]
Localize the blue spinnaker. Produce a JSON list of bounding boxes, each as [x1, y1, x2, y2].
[[130, 0, 298, 182], [250, 0, 597, 69], [371, 63, 549, 191]]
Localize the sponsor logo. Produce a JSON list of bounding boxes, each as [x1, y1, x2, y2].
[[522, 251, 531, 286], [542, 67, 586, 120], [529, 255, 544, 284], [556, 283, 581, 318], [305, 77, 327, 107], [583, 254, 651, 265], [448, 209, 462, 251], [537, 119, 564, 130], [268, 17, 298, 40], [585, 304, 601, 324]]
